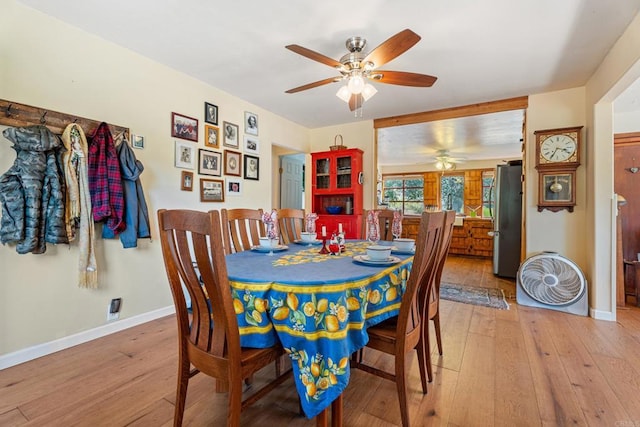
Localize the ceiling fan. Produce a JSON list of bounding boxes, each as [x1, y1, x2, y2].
[[433, 149, 466, 170], [285, 29, 437, 111]]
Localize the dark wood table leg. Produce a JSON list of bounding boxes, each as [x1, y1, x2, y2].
[[331, 394, 343, 427], [316, 393, 343, 427], [316, 408, 328, 427]]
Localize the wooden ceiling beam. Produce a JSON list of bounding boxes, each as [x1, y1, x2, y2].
[[373, 96, 529, 129]]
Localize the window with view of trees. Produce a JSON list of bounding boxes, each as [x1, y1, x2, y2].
[[383, 176, 424, 215], [482, 170, 495, 217], [440, 175, 464, 214]]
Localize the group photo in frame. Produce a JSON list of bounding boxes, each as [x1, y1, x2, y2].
[[204, 124, 219, 149], [223, 121, 239, 148], [198, 149, 222, 176], [171, 112, 198, 142], [181, 171, 193, 191], [174, 140, 195, 169], [226, 178, 242, 196], [200, 178, 224, 202], [204, 102, 218, 125], [244, 111, 258, 136], [224, 150, 242, 176], [244, 154, 259, 181], [243, 135, 259, 154]]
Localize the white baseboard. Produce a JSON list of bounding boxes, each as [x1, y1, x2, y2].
[[0, 305, 175, 370], [590, 307, 615, 321]]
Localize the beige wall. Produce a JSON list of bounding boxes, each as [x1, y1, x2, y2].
[[525, 88, 587, 265], [0, 1, 308, 356]]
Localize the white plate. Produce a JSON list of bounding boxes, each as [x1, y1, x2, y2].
[[250, 245, 288, 253], [353, 255, 401, 266], [293, 239, 322, 246]]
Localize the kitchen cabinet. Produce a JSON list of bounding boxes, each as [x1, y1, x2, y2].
[[402, 216, 493, 257], [311, 148, 363, 239], [449, 218, 493, 257]]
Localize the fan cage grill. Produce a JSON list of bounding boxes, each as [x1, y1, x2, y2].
[[517, 253, 585, 306]]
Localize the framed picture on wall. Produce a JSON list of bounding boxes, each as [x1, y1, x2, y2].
[[200, 178, 224, 202], [174, 140, 195, 169], [204, 125, 219, 149], [244, 154, 259, 181], [181, 171, 193, 191], [223, 121, 239, 148], [204, 102, 218, 125], [198, 149, 222, 176], [224, 150, 242, 176], [244, 111, 258, 136], [226, 178, 242, 196], [243, 135, 259, 154], [171, 112, 198, 142], [132, 134, 145, 149]]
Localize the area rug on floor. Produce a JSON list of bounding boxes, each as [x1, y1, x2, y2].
[[440, 283, 509, 310]]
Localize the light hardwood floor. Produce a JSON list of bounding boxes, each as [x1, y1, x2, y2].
[[2, 256, 640, 426]]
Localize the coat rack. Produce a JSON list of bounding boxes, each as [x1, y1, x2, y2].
[[0, 99, 129, 138]]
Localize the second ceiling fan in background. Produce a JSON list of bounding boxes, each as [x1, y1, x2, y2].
[[285, 29, 437, 111]]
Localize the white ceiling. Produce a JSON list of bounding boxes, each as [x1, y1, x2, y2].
[[16, 0, 640, 164]]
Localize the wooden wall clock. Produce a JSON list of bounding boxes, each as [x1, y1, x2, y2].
[[534, 126, 583, 212]]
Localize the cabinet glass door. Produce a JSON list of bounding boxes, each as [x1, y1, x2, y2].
[[336, 155, 352, 189], [315, 157, 330, 190]]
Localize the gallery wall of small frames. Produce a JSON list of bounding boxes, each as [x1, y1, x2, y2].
[[172, 102, 261, 201]]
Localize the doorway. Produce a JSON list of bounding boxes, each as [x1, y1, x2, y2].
[[279, 153, 305, 210]]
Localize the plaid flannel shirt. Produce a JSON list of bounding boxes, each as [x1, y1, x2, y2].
[[88, 122, 125, 234]]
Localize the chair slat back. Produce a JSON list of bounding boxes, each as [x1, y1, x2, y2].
[[278, 208, 305, 244], [221, 208, 265, 254], [362, 209, 396, 241], [428, 210, 457, 309], [397, 211, 445, 340], [158, 209, 240, 359]]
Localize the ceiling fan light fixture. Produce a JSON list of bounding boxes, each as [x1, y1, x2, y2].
[[336, 85, 351, 102], [347, 74, 365, 94], [435, 160, 454, 170], [362, 83, 377, 101]]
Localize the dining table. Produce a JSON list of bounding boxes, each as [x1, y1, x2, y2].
[[225, 239, 414, 425]]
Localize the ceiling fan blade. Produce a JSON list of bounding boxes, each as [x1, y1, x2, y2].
[[362, 29, 421, 68], [372, 70, 437, 87], [285, 77, 340, 94], [348, 93, 362, 111], [286, 44, 343, 68]]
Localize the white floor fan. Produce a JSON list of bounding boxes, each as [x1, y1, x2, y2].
[[516, 251, 588, 316]]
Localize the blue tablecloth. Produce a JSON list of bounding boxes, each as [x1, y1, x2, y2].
[[225, 240, 413, 418]]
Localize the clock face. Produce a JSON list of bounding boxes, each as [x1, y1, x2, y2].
[[540, 134, 577, 163]]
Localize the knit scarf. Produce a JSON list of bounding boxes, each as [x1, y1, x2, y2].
[[62, 124, 98, 288]]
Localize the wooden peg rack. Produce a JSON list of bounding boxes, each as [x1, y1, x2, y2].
[[0, 99, 129, 138]]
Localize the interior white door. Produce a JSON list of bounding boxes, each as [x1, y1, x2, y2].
[[280, 154, 304, 209]]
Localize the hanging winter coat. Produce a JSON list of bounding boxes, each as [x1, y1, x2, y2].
[[0, 125, 67, 254], [102, 136, 151, 248]]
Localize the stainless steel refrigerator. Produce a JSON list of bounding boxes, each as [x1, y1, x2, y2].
[[492, 161, 523, 278]]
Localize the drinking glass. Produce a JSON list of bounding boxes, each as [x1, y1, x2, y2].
[[366, 210, 380, 245], [367, 222, 380, 245]]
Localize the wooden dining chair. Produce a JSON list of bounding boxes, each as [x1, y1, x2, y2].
[[361, 209, 396, 241], [157, 209, 291, 426], [220, 208, 265, 254], [422, 210, 456, 382], [352, 211, 445, 427], [278, 208, 305, 244]]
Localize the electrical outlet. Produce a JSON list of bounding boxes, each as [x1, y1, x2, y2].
[[107, 298, 122, 322]]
